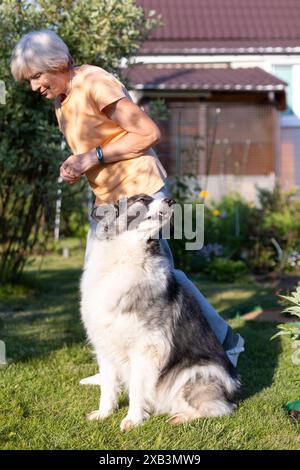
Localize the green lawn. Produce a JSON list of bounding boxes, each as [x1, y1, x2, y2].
[[0, 245, 299, 450]]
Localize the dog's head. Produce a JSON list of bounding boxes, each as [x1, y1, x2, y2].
[[91, 193, 175, 240]]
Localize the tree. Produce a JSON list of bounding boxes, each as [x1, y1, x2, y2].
[[0, 0, 159, 282]]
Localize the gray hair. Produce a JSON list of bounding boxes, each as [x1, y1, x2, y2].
[[10, 29, 74, 81]]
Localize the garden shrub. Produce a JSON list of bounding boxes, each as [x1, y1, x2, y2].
[[207, 258, 249, 282], [168, 180, 300, 276]]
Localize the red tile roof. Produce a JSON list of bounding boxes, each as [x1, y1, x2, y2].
[[125, 65, 286, 91], [136, 0, 300, 54]]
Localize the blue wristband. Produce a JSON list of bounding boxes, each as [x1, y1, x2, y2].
[[96, 146, 105, 163]]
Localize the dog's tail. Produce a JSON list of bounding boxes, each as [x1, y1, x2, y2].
[[157, 364, 241, 420]]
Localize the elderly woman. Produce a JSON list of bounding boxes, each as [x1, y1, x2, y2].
[[10, 30, 244, 374]]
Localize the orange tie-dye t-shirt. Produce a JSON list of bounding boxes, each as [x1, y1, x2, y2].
[[54, 65, 167, 204]]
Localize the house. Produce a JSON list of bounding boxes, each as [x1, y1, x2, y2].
[[125, 0, 300, 201]]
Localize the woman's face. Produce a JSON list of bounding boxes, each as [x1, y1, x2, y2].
[[27, 70, 68, 99]]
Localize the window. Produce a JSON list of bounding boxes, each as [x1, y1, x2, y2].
[[272, 65, 293, 115]]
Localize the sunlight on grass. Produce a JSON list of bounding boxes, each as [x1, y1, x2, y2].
[[0, 244, 299, 450]]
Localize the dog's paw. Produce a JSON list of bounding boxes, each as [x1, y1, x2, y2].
[[167, 413, 190, 425], [120, 418, 135, 432], [86, 409, 110, 421], [120, 416, 143, 432]]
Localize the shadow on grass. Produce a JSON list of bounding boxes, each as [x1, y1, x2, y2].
[[206, 284, 279, 320], [0, 266, 282, 402], [233, 320, 282, 399], [0, 267, 86, 363], [192, 275, 282, 397]]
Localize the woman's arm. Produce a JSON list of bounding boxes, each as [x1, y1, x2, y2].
[[101, 97, 161, 162], [60, 98, 160, 183]]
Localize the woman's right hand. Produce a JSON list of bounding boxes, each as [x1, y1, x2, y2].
[[60, 162, 82, 185]]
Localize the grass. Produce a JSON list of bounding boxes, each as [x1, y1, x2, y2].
[[0, 243, 299, 450]]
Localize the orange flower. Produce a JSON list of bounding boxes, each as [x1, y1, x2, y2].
[[199, 190, 209, 198]]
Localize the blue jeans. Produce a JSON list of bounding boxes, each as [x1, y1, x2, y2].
[[85, 187, 245, 367]]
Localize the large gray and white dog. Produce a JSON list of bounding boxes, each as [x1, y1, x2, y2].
[[80, 194, 241, 431]]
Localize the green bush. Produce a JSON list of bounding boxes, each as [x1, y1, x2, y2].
[[0, 0, 159, 282], [204, 193, 254, 259], [248, 243, 277, 274], [203, 183, 300, 274], [67, 212, 90, 244], [167, 181, 300, 276], [167, 176, 202, 273], [272, 285, 300, 366], [207, 258, 249, 282]]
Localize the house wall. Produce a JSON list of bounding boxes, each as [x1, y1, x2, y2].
[[137, 54, 300, 191], [154, 100, 277, 202], [206, 104, 276, 176], [280, 117, 300, 194], [197, 173, 276, 204]]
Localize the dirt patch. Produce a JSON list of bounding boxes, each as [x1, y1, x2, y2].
[[243, 308, 299, 322], [253, 273, 300, 291]]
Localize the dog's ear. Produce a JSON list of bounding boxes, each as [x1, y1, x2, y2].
[[127, 194, 153, 207], [91, 204, 117, 224], [113, 202, 120, 218], [91, 206, 103, 222], [113, 195, 154, 218]]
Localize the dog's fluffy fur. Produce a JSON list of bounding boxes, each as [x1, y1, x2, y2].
[[80, 194, 241, 431]]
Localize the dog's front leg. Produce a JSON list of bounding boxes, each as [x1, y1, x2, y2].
[[120, 353, 156, 432], [86, 355, 119, 421]]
